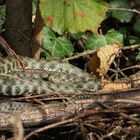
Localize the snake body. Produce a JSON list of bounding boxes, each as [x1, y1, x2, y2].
[[0, 56, 101, 111], [0, 56, 100, 96], [0, 36, 101, 129]]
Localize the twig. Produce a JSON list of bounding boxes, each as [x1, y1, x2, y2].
[[122, 44, 140, 50], [121, 65, 140, 72], [0, 37, 26, 69], [24, 117, 77, 140], [23, 100, 140, 140], [63, 50, 96, 62], [0, 73, 35, 85], [64, 43, 140, 62], [109, 8, 140, 15], [112, 99, 140, 105], [9, 116, 24, 140]]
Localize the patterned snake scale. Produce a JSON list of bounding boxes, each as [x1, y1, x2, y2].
[[0, 56, 101, 111], [0, 56, 101, 96]]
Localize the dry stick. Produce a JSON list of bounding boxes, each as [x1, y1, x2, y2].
[[102, 126, 123, 139], [109, 8, 140, 15], [64, 43, 140, 62], [0, 73, 36, 85], [0, 91, 80, 103], [23, 98, 140, 140], [110, 44, 140, 78], [110, 43, 140, 80], [23, 109, 116, 140], [113, 99, 140, 105], [63, 50, 96, 62], [3, 87, 140, 102], [118, 111, 139, 122], [1, 93, 70, 102], [0, 37, 26, 69], [122, 44, 140, 50], [0, 37, 16, 56], [7, 137, 14, 140], [121, 65, 140, 72], [103, 101, 140, 123], [24, 117, 77, 140], [9, 116, 24, 140], [110, 61, 128, 81], [1, 89, 140, 131]]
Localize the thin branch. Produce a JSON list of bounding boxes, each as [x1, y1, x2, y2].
[[63, 43, 140, 62], [109, 8, 140, 15], [24, 117, 77, 140], [9, 116, 24, 140], [122, 44, 140, 50], [63, 50, 96, 62], [0, 37, 26, 69], [121, 65, 140, 72]]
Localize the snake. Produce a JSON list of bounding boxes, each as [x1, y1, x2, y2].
[[0, 56, 100, 95], [0, 56, 101, 112]]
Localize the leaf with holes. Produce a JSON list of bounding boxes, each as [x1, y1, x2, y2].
[[40, 0, 108, 34]]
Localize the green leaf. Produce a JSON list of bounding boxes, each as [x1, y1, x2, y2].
[[136, 49, 140, 61], [105, 29, 124, 45], [127, 36, 140, 45], [42, 26, 74, 59], [32, 0, 37, 15], [85, 35, 106, 50], [85, 29, 123, 50], [40, 0, 108, 34], [109, 0, 134, 23], [72, 32, 84, 39], [134, 19, 140, 37], [0, 5, 5, 32]]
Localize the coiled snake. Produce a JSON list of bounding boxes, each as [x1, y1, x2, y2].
[[0, 56, 101, 112], [0, 56, 100, 96], [0, 36, 101, 129]]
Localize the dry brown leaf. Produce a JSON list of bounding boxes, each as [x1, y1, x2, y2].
[[101, 82, 129, 92], [87, 44, 121, 78], [97, 44, 120, 76]]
